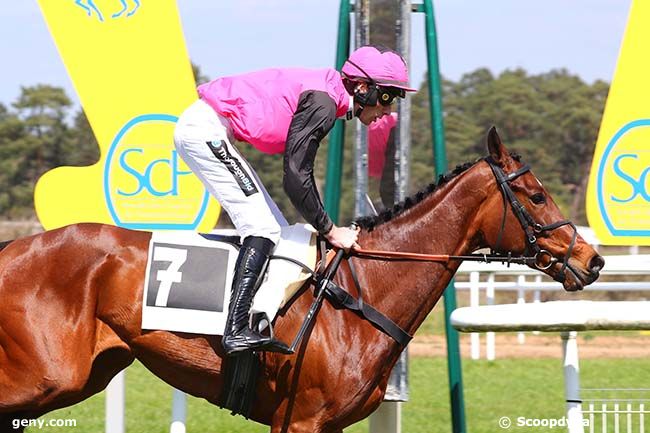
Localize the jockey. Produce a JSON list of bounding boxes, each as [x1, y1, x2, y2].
[[174, 45, 416, 356]]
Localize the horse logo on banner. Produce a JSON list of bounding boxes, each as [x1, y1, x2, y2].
[[75, 0, 141, 21]]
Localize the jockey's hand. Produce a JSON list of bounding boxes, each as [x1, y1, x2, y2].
[[325, 224, 361, 251]]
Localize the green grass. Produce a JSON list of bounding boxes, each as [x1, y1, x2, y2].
[[30, 357, 650, 433]]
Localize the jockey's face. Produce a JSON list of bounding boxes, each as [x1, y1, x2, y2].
[[357, 102, 392, 126], [354, 82, 392, 125]]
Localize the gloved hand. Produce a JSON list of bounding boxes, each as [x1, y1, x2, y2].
[[324, 224, 361, 251]]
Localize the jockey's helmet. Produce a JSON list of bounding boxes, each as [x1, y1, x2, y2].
[[342, 45, 416, 107]]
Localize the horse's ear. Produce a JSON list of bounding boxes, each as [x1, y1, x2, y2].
[[487, 126, 507, 164]]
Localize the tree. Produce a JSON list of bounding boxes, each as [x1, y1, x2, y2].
[[66, 109, 100, 167], [0, 85, 100, 218], [192, 62, 210, 86], [409, 68, 607, 224], [13, 85, 72, 180], [0, 102, 30, 216]]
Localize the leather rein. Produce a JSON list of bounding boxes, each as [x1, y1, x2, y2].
[[351, 157, 578, 277]]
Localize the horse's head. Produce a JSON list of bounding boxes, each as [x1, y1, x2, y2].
[[477, 127, 604, 291]]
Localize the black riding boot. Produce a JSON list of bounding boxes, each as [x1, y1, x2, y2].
[[222, 236, 293, 355]]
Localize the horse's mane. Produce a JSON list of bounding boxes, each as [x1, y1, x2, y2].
[[356, 152, 521, 231]]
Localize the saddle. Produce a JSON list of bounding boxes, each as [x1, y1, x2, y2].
[[141, 224, 317, 336]]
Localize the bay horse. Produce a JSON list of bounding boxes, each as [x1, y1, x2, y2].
[[0, 128, 603, 432]]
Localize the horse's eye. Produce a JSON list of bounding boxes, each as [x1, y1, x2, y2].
[[530, 193, 546, 205]]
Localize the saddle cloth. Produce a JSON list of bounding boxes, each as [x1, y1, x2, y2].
[[141, 224, 317, 335]]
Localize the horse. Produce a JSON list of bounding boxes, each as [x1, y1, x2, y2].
[[0, 128, 603, 432]]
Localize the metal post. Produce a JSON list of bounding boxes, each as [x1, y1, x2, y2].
[[170, 389, 187, 433], [324, 0, 351, 222], [561, 331, 585, 433], [354, 0, 369, 218], [422, 1, 466, 432], [382, 0, 412, 406], [469, 272, 480, 360], [517, 276, 526, 344], [369, 402, 402, 433], [370, 4, 411, 431], [396, 0, 412, 205], [533, 276, 541, 335], [486, 273, 495, 361], [105, 371, 125, 433]]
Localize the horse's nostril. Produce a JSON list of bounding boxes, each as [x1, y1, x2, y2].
[[589, 255, 605, 273]]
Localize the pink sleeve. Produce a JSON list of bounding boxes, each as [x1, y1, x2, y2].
[[367, 113, 398, 178]]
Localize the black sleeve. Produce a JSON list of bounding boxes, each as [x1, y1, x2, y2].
[[283, 90, 337, 235]]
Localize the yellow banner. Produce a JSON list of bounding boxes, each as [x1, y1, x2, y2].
[[586, 0, 650, 245], [35, 0, 220, 230]]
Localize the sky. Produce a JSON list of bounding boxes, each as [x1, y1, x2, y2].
[[0, 0, 632, 108]]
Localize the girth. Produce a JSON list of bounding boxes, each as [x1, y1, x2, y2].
[[322, 260, 412, 346]]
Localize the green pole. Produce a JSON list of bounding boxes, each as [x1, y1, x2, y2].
[[422, 1, 467, 432], [324, 0, 351, 223]]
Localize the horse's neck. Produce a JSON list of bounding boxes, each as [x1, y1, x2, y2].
[[358, 163, 493, 336]]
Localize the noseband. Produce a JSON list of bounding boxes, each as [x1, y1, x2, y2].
[[485, 156, 578, 282]]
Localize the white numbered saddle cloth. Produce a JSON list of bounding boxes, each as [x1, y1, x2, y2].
[[141, 224, 317, 335]]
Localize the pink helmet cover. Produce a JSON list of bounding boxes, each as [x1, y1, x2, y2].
[[342, 45, 417, 92]]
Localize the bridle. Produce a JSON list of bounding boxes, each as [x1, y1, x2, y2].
[[485, 156, 578, 282]]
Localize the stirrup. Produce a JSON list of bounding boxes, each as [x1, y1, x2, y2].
[[250, 312, 294, 355], [223, 331, 293, 356], [222, 328, 270, 355], [256, 339, 294, 355]]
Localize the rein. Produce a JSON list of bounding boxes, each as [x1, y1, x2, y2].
[[350, 157, 579, 277], [351, 247, 549, 268]]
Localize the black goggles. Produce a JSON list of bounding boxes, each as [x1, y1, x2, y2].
[[377, 86, 406, 106]]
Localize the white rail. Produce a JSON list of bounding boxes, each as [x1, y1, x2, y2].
[[451, 301, 650, 332], [582, 392, 650, 433], [455, 254, 650, 360], [451, 301, 650, 433]]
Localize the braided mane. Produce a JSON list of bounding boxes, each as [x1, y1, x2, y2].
[[356, 153, 521, 231]]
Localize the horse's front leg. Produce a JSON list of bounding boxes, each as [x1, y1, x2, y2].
[[269, 419, 342, 433]]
